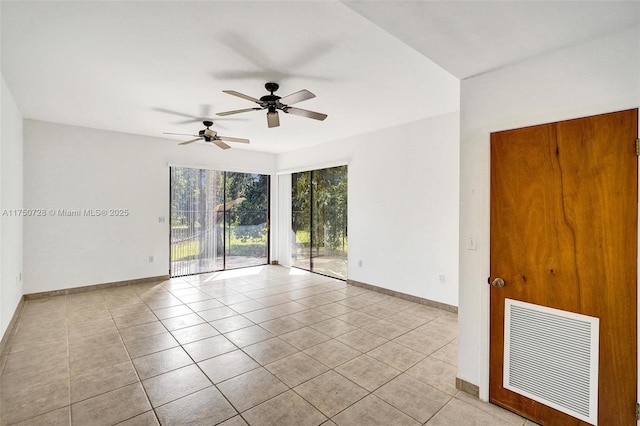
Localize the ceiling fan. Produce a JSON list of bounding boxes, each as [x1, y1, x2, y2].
[[163, 121, 249, 150], [216, 82, 327, 128]]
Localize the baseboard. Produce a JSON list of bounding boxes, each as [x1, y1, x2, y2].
[[456, 377, 480, 398], [23, 275, 170, 300], [0, 297, 26, 374], [346, 279, 458, 314]]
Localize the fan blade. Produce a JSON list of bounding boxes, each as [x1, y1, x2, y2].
[[267, 111, 280, 128], [213, 140, 231, 150], [222, 90, 262, 104], [284, 107, 328, 121], [216, 108, 262, 117], [217, 136, 250, 144], [179, 138, 202, 145], [279, 89, 316, 105], [163, 132, 199, 137]]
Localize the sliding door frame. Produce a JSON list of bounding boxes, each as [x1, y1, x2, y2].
[[169, 166, 270, 277], [291, 165, 348, 280]]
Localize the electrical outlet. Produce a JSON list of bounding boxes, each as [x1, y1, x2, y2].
[[148, 255, 154, 263], [438, 274, 446, 284], [358, 260, 363, 267]]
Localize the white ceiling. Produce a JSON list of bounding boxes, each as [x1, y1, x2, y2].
[[344, 1, 640, 79], [2, 1, 638, 154]]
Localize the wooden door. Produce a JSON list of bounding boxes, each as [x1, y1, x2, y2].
[[489, 109, 638, 425]]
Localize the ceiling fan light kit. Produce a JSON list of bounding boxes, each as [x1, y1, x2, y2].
[[216, 82, 328, 128]]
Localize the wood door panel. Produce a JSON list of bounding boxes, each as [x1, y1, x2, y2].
[[490, 123, 584, 425], [490, 123, 580, 310], [490, 109, 638, 425], [556, 112, 638, 424]]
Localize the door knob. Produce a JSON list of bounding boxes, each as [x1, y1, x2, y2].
[[491, 277, 505, 288]]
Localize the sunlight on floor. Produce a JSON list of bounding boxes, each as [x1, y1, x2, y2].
[[202, 266, 268, 281]]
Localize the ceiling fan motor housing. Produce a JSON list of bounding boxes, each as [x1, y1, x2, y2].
[[264, 82, 279, 93], [261, 82, 281, 110]]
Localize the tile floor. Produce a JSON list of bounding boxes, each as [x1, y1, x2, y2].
[[0, 266, 537, 425]]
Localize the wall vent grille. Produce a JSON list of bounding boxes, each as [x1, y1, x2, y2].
[[504, 299, 599, 425]]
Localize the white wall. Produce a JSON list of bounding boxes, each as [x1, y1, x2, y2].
[[458, 25, 640, 400], [23, 120, 277, 294], [1, 74, 24, 338], [23, 110, 461, 309], [278, 113, 460, 307]]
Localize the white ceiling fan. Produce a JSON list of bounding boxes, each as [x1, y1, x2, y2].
[[163, 120, 249, 150]]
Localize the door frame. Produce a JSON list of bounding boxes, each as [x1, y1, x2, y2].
[[474, 111, 640, 407], [487, 110, 637, 424]]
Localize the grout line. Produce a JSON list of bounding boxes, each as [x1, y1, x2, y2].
[[423, 392, 457, 424], [113, 289, 166, 425]]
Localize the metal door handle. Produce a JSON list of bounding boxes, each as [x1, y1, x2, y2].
[[491, 277, 505, 288]]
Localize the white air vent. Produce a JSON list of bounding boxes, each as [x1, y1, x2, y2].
[[504, 299, 599, 425]]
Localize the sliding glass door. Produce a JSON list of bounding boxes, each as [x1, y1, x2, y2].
[[291, 171, 312, 272], [170, 168, 223, 276], [292, 165, 347, 279], [170, 167, 269, 277], [225, 172, 270, 269]]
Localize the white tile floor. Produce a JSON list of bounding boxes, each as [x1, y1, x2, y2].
[[0, 266, 537, 425]]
